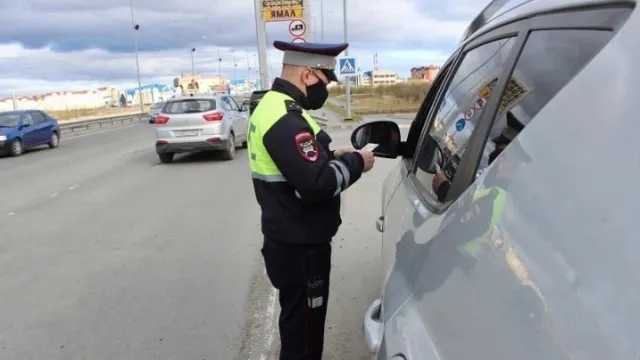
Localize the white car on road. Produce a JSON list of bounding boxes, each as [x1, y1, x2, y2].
[[154, 94, 249, 163]]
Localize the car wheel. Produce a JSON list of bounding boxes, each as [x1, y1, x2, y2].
[[222, 133, 235, 160], [9, 139, 23, 156], [48, 132, 60, 148], [158, 153, 174, 163]]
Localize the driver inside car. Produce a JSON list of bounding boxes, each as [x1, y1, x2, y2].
[[432, 111, 525, 201]]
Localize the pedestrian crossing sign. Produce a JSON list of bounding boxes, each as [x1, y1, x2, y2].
[[338, 58, 356, 74]]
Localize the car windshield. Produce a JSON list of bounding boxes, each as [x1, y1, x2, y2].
[[151, 102, 165, 110], [162, 99, 216, 114], [0, 113, 21, 127]]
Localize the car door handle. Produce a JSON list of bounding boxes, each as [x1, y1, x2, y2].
[[376, 216, 384, 233]]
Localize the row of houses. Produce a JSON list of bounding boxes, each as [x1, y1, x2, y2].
[[336, 65, 441, 87], [0, 84, 178, 112]]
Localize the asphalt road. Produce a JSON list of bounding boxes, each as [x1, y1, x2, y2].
[[0, 119, 409, 359]]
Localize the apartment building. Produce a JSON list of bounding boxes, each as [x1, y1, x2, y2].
[[361, 70, 399, 86], [0, 84, 176, 112], [174, 73, 227, 94], [410, 65, 440, 81]]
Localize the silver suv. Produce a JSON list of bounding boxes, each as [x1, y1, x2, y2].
[[154, 94, 248, 163], [351, 0, 639, 358]]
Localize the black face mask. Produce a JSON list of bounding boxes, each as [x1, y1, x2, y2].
[[303, 81, 329, 110]]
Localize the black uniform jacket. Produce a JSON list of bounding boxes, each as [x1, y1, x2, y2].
[[254, 78, 365, 245]]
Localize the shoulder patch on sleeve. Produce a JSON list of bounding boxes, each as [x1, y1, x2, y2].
[[294, 131, 319, 162], [285, 99, 302, 113]]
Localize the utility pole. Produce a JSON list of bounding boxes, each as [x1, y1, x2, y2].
[[303, 0, 312, 41], [320, 0, 324, 41], [253, 0, 269, 90], [129, 0, 144, 113], [343, 0, 351, 120], [245, 49, 250, 79]]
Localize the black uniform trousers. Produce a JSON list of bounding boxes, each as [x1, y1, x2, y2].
[[261, 237, 332, 360]]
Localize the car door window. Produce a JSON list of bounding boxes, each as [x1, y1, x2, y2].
[[31, 111, 46, 124], [220, 97, 232, 111], [403, 61, 455, 160], [412, 37, 518, 202], [477, 29, 617, 175], [22, 113, 34, 126], [227, 97, 240, 111]]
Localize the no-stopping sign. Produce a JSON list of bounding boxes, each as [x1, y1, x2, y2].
[[289, 19, 306, 37]]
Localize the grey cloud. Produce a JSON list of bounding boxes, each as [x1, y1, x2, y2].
[[0, 0, 473, 90], [0, 0, 469, 53]]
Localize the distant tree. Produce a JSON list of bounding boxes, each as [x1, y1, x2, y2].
[[173, 78, 180, 87], [119, 93, 126, 106]]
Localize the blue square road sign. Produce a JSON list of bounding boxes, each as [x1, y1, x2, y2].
[[338, 58, 356, 74]]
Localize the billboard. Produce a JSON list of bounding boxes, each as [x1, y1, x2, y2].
[[262, 0, 303, 22]]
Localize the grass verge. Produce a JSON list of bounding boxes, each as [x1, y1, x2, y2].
[[328, 82, 430, 115], [323, 101, 363, 122]]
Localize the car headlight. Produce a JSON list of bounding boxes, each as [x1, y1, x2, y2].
[[0, 135, 6, 141]]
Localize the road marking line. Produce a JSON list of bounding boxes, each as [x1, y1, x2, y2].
[[50, 193, 58, 198], [8, 212, 14, 216], [259, 267, 278, 360], [69, 184, 79, 190]]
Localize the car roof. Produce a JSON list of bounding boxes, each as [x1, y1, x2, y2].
[[460, 0, 634, 44], [0, 109, 39, 114], [167, 95, 220, 102]]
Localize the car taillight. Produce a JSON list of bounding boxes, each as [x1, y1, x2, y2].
[[156, 115, 169, 124], [203, 112, 223, 121]]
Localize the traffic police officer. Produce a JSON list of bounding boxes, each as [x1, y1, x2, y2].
[[247, 41, 375, 360]]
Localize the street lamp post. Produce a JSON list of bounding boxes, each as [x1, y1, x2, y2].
[[343, 0, 351, 120], [191, 48, 196, 78], [217, 49, 222, 85], [128, 0, 144, 114]]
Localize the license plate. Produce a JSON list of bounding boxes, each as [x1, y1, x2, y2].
[[175, 130, 198, 137]]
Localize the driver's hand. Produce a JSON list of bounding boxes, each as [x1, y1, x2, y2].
[[432, 169, 448, 191]]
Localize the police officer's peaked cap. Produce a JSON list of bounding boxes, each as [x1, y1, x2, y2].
[[491, 111, 532, 163], [273, 40, 349, 82]]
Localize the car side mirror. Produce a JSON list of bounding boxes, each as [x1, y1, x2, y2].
[[350, 120, 401, 158], [240, 105, 248, 112], [21, 123, 30, 128]]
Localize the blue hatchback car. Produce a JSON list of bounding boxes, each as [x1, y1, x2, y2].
[[0, 110, 60, 157]]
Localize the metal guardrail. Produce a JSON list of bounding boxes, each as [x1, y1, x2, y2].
[[57, 111, 329, 136], [59, 113, 146, 135]]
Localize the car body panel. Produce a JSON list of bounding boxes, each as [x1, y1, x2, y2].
[[367, 0, 640, 359], [154, 95, 248, 154], [0, 110, 59, 155], [148, 102, 165, 123]]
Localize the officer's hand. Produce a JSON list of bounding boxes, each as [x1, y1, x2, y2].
[[357, 150, 375, 172], [334, 146, 356, 158]]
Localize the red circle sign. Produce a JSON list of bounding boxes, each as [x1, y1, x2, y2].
[[291, 36, 306, 43], [289, 20, 306, 37]]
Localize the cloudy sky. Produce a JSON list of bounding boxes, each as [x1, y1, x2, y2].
[[0, 0, 487, 96]]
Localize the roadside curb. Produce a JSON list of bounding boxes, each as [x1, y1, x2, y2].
[[320, 123, 361, 130]]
